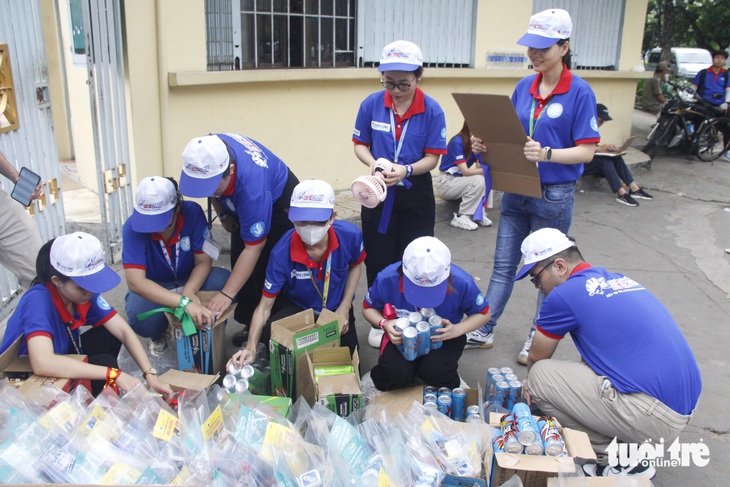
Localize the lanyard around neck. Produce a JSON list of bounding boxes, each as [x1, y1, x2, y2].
[[308, 252, 332, 309], [389, 110, 411, 164], [159, 240, 180, 284], [529, 98, 551, 138]]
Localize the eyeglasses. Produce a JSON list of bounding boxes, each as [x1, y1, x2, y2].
[[530, 260, 556, 288], [380, 78, 415, 92]]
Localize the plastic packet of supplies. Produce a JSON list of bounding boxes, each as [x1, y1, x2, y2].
[[259, 420, 326, 485]]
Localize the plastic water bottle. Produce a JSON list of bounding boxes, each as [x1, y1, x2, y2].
[[687, 121, 694, 136]]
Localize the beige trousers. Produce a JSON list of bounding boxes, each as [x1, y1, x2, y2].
[[0, 189, 42, 289]]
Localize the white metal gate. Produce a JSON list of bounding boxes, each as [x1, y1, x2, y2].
[[81, 0, 133, 264], [0, 0, 66, 320]]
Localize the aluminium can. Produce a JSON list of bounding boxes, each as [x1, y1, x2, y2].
[[512, 402, 539, 445], [416, 321, 431, 356], [420, 308, 435, 319], [408, 311, 423, 326], [438, 387, 452, 398], [493, 380, 510, 408], [402, 327, 419, 361], [466, 404, 481, 417], [428, 315, 443, 350], [437, 394, 452, 417], [451, 387, 466, 422]]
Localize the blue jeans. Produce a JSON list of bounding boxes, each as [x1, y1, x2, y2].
[[479, 182, 576, 334], [126, 266, 231, 340]]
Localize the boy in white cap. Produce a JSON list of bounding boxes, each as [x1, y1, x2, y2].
[[227, 180, 365, 368], [467, 8, 600, 360], [0, 232, 174, 399], [515, 228, 701, 478], [122, 176, 230, 356], [352, 40, 447, 349], [362, 236, 490, 390], [179, 133, 299, 346]]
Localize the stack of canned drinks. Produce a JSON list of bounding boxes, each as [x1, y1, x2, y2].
[[396, 308, 444, 361], [222, 345, 272, 395], [422, 386, 479, 423], [222, 363, 255, 393], [485, 366, 524, 409], [492, 403, 567, 457]]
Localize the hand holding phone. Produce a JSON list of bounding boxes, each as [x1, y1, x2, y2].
[[10, 167, 42, 207]]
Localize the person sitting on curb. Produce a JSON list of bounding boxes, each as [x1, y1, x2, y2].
[[583, 104, 653, 207], [363, 236, 490, 390], [122, 176, 230, 356], [437, 121, 493, 231], [227, 180, 365, 368], [516, 228, 701, 479]]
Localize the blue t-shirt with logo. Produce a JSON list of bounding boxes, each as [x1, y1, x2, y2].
[[363, 262, 489, 323], [692, 67, 730, 106], [122, 200, 207, 283], [0, 285, 116, 356], [214, 133, 290, 244], [263, 220, 365, 312], [537, 265, 701, 415]]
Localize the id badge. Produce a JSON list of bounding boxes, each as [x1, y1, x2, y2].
[[203, 236, 220, 260]]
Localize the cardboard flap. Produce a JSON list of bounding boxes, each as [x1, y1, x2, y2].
[[0, 334, 23, 372], [366, 385, 424, 418], [270, 309, 316, 347], [317, 308, 347, 333], [452, 93, 542, 198], [548, 478, 651, 487], [318, 374, 361, 395], [495, 452, 574, 473], [562, 427, 597, 461], [312, 346, 352, 364], [159, 369, 219, 391]]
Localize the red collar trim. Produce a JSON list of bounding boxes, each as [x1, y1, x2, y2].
[[222, 163, 236, 197], [384, 88, 426, 120], [569, 262, 592, 276], [529, 65, 573, 101], [46, 282, 91, 331], [290, 226, 339, 267], [151, 212, 186, 247]]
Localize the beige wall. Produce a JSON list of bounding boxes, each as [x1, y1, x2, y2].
[[80, 0, 650, 195]]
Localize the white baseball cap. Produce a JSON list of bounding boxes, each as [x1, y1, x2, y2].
[[180, 135, 230, 197], [130, 177, 178, 233], [402, 237, 451, 308], [288, 179, 335, 222], [50, 232, 121, 293], [378, 40, 423, 72], [514, 228, 575, 281], [517, 9, 572, 49]]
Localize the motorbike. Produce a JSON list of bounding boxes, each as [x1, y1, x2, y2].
[[642, 82, 730, 162]]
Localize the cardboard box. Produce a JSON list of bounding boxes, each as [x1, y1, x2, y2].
[[167, 291, 236, 376], [159, 368, 219, 392], [301, 347, 361, 419], [269, 308, 343, 398], [486, 411, 597, 487], [548, 479, 651, 487]]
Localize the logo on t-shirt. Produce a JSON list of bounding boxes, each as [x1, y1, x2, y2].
[[291, 270, 310, 280], [590, 116, 599, 132], [371, 121, 390, 132], [264, 279, 272, 290], [251, 221, 265, 238], [546, 103, 563, 119], [180, 236, 191, 252], [97, 295, 111, 310], [585, 276, 643, 297], [476, 293, 485, 306]]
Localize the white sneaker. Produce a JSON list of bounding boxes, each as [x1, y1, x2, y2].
[[517, 328, 535, 365], [474, 215, 493, 227], [368, 327, 384, 348], [464, 330, 494, 349], [450, 213, 478, 231], [723, 151, 730, 162]]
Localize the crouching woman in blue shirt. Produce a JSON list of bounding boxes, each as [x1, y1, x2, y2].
[[0, 232, 174, 399], [363, 236, 490, 390]]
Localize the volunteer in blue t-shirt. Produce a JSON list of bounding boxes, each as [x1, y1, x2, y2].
[[692, 49, 730, 153], [122, 176, 230, 356], [179, 134, 299, 346], [514, 228, 701, 478], [0, 232, 174, 399], [362, 237, 490, 391], [227, 180, 365, 368], [352, 40, 447, 350], [436, 121, 493, 231], [468, 9, 600, 361]]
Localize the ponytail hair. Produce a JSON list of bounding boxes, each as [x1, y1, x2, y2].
[[31, 238, 70, 287], [557, 39, 571, 69]]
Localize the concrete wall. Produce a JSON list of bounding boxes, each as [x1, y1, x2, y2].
[[50, 0, 650, 194]]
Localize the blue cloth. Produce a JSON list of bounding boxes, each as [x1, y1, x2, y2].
[[122, 201, 208, 283], [0, 284, 116, 355], [125, 266, 231, 340], [363, 262, 489, 324], [481, 182, 576, 334], [214, 133, 291, 244], [692, 68, 729, 106], [439, 135, 481, 174], [263, 220, 365, 312], [537, 266, 701, 415], [511, 69, 600, 184]]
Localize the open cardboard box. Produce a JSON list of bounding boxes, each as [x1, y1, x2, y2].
[[0, 334, 91, 406], [269, 308, 344, 398], [167, 290, 236, 376], [486, 411, 597, 487], [300, 347, 361, 419], [159, 368, 219, 392]]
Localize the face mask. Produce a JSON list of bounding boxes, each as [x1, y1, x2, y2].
[[296, 223, 330, 246]]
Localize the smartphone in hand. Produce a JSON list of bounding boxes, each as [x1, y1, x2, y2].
[[10, 167, 41, 206]]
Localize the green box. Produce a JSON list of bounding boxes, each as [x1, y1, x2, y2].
[[302, 347, 362, 420], [269, 308, 343, 398], [252, 395, 292, 417]]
